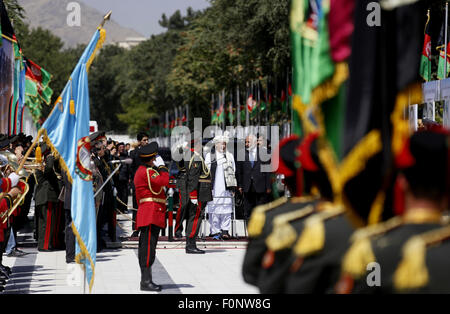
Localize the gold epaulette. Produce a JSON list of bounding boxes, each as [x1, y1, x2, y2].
[[341, 216, 403, 279], [247, 197, 288, 238], [394, 225, 450, 291], [293, 205, 346, 257], [265, 205, 315, 252], [350, 216, 403, 242]]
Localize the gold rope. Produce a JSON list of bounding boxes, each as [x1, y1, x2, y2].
[[86, 28, 106, 73], [146, 168, 164, 195]]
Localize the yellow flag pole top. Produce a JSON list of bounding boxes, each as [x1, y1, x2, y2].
[[100, 11, 112, 28]]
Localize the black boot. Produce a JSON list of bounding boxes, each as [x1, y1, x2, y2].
[[140, 268, 162, 292], [186, 237, 205, 254]]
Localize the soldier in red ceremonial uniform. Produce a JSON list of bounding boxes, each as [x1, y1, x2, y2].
[[0, 174, 26, 288], [134, 142, 169, 292]]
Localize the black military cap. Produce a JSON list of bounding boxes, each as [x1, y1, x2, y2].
[[0, 138, 9, 150], [89, 131, 106, 142], [396, 128, 449, 199], [139, 142, 159, 158], [8, 134, 19, 144]]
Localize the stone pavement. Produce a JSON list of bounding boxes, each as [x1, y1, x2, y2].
[[1, 210, 258, 294]]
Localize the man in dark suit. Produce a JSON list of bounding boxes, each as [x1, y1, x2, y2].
[[237, 134, 272, 222]]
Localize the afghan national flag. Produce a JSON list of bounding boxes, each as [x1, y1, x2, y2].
[[419, 10, 431, 82], [340, 0, 426, 226], [228, 100, 234, 125], [290, 0, 351, 157], [290, 0, 353, 204], [246, 94, 256, 114], [437, 20, 450, 80], [25, 58, 53, 104], [281, 89, 287, 115]]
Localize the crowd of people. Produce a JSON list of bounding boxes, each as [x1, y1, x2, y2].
[[0, 131, 139, 291]]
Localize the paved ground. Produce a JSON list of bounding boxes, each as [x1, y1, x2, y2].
[[1, 205, 258, 294]]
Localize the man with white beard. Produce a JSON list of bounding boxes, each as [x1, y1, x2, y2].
[[205, 132, 237, 240]]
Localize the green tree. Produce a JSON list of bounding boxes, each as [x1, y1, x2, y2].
[[3, 0, 25, 27], [166, 0, 291, 126], [118, 9, 197, 135], [89, 44, 128, 132]]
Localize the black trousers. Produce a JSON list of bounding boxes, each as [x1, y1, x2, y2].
[[65, 209, 75, 262], [37, 202, 65, 251], [132, 189, 138, 232], [138, 225, 160, 269], [175, 198, 189, 236], [243, 183, 267, 221], [185, 201, 206, 240], [116, 180, 128, 213], [0, 226, 11, 264]]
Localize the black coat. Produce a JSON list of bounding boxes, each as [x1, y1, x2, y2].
[[34, 155, 62, 206], [186, 153, 213, 203], [237, 148, 271, 194]]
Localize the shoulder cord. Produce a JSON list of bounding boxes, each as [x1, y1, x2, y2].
[[189, 153, 211, 177], [146, 167, 164, 195]]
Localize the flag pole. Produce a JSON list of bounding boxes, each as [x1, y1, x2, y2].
[[445, 2, 448, 78], [100, 11, 112, 28]]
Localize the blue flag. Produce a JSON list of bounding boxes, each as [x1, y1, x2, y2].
[[39, 27, 106, 292]]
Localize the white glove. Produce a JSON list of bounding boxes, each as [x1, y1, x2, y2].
[[191, 199, 198, 205], [153, 156, 165, 167], [8, 172, 20, 187]]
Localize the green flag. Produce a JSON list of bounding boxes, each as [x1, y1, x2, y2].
[[419, 10, 431, 82]]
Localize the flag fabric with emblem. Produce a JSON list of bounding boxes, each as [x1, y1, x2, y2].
[[419, 10, 431, 82], [38, 27, 107, 292]]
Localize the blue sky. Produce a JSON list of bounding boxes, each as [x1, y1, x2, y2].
[[79, 0, 210, 37]]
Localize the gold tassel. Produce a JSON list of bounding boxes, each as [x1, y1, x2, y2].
[[35, 145, 42, 164], [266, 221, 297, 252], [247, 211, 266, 238], [341, 237, 376, 279], [70, 99, 76, 115], [393, 236, 428, 291], [294, 215, 325, 257]]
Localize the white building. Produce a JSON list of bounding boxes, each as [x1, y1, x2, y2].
[[116, 37, 147, 50]]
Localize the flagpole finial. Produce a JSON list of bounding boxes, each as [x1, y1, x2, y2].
[[99, 11, 112, 28]]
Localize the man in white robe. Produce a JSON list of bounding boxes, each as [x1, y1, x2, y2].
[[205, 133, 237, 240]]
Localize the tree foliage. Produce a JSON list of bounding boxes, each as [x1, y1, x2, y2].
[[7, 1, 292, 135]]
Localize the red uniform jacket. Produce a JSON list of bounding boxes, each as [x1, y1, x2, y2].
[[134, 165, 169, 229]]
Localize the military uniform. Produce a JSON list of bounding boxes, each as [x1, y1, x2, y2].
[[174, 148, 188, 238], [184, 149, 212, 253], [285, 202, 354, 293], [337, 129, 450, 294], [254, 197, 318, 293], [242, 196, 310, 286], [134, 142, 169, 291], [337, 212, 445, 294], [393, 225, 450, 293], [34, 153, 65, 251]]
